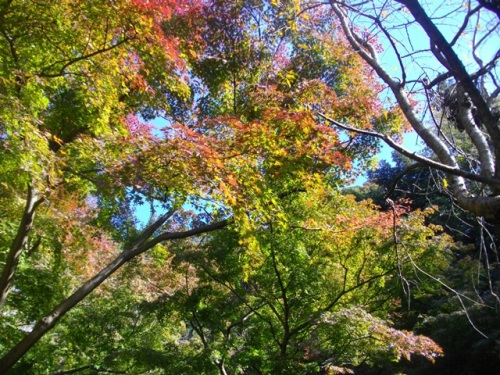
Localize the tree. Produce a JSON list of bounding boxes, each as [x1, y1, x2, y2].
[[0, 0, 192, 308], [140, 187, 445, 374], [348, 150, 500, 373], [318, 0, 500, 229], [1, 0, 402, 371], [0, 0, 203, 370]]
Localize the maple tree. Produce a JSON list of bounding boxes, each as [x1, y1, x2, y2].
[[0, 0, 199, 369], [0, 0, 473, 373], [159, 187, 445, 374]]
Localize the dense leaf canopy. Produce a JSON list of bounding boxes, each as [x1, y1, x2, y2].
[[0, 0, 498, 374]]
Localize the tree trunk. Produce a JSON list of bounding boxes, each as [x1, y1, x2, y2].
[[0, 185, 44, 309], [328, 0, 500, 225]]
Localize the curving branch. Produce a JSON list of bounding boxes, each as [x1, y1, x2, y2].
[[395, 0, 500, 178], [328, 1, 466, 177], [316, 112, 500, 188], [383, 163, 425, 199], [452, 85, 495, 178], [318, 111, 500, 220], [328, 0, 500, 223], [0, 218, 229, 372], [450, 1, 481, 47], [37, 36, 133, 78]]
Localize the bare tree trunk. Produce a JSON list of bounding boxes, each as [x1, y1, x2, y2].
[[328, 0, 500, 223], [454, 85, 495, 178], [0, 185, 44, 309], [395, 0, 500, 182]]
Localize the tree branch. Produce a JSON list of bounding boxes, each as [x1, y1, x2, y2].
[[37, 37, 133, 78], [50, 365, 127, 375], [328, 0, 471, 196], [316, 112, 500, 188], [395, 0, 500, 178], [0, 185, 44, 309], [0, 219, 229, 372], [384, 163, 425, 199]]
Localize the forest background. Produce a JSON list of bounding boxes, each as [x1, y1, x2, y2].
[[0, 0, 499, 374]]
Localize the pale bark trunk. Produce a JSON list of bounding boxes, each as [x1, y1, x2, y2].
[[329, 1, 500, 222], [455, 85, 495, 178], [395, 0, 500, 181]]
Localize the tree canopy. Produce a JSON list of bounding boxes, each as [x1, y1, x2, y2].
[[0, 0, 498, 373]]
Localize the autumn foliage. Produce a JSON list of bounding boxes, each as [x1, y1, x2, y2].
[[1, 0, 485, 373]]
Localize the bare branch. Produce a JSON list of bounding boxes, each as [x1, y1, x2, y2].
[[406, 251, 488, 338], [395, 0, 500, 177], [327, 0, 500, 221], [133, 207, 178, 247], [329, 1, 467, 183], [450, 2, 481, 47], [384, 163, 425, 199], [316, 112, 500, 188]]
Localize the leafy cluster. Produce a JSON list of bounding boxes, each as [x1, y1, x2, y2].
[[1, 0, 491, 374]]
